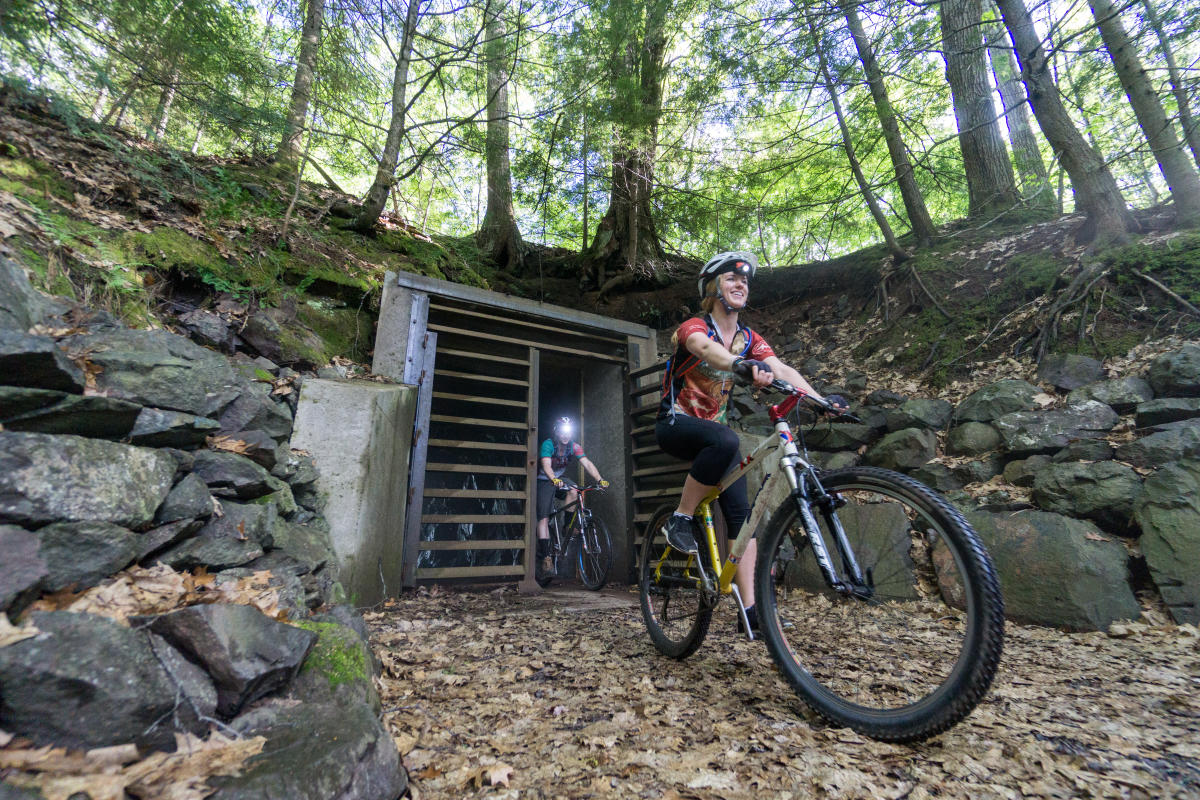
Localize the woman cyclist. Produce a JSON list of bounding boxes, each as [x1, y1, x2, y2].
[[536, 416, 608, 573], [656, 251, 845, 631]]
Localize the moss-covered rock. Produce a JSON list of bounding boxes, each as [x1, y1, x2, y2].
[[287, 620, 379, 713]]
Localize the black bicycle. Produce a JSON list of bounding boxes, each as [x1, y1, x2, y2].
[[536, 481, 612, 590]]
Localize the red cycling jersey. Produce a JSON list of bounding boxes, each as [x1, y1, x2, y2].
[[659, 315, 776, 423]]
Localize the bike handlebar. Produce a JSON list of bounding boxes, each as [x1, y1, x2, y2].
[[556, 480, 607, 492], [765, 378, 860, 421]]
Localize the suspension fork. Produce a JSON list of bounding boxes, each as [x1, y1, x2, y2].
[[783, 466, 870, 596]]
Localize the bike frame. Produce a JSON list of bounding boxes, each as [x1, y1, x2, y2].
[[549, 483, 597, 552], [652, 389, 870, 608]]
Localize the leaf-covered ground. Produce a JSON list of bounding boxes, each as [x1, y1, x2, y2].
[[368, 585, 1200, 800]]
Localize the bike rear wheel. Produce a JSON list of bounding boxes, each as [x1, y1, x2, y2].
[[755, 466, 1004, 743], [578, 517, 613, 590], [639, 505, 715, 659]]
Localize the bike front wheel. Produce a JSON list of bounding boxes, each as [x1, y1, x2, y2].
[[578, 517, 612, 590], [639, 505, 715, 660], [755, 466, 1004, 743]]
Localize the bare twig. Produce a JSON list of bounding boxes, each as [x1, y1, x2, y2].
[[1133, 271, 1200, 319], [908, 264, 952, 320]]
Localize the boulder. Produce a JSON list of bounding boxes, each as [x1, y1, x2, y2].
[[0, 330, 84, 392], [146, 603, 318, 717], [154, 473, 215, 525], [136, 518, 204, 562], [199, 500, 276, 548], [0, 611, 186, 750], [1135, 398, 1200, 428], [962, 510, 1140, 630], [59, 327, 242, 417], [36, 521, 139, 593], [1147, 343, 1200, 398], [0, 525, 47, 614], [1031, 461, 1143, 533], [954, 379, 1041, 423], [1002, 454, 1052, 488], [952, 456, 1005, 484], [217, 383, 293, 442], [146, 633, 219, 731], [207, 700, 405, 800], [0, 432, 174, 527], [1068, 376, 1153, 414], [946, 421, 1001, 456], [1115, 425, 1200, 468], [1051, 439, 1114, 463], [216, 429, 283, 469], [809, 451, 861, 471], [909, 463, 964, 492], [1133, 460, 1200, 625], [991, 401, 1119, 457], [0, 256, 53, 331], [127, 407, 221, 448], [1037, 353, 1103, 391], [884, 398, 952, 432], [156, 528, 264, 572], [177, 309, 236, 351], [864, 389, 906, 407], [802, 423, 880, 451], [285, 620, 380, 713], [0, 387, 141, 438], [192, 450, 276, 499], [271, 519, 337, 572], [862, 428, 937, 471], [217, 563, 307, 619]]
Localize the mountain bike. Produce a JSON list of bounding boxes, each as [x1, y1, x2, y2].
[[638, 379, 1005, 743], [536, 481, 612, 590]]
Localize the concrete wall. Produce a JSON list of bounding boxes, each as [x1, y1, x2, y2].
[[290, 378, 416, 605], [583, 362, 633, 580]]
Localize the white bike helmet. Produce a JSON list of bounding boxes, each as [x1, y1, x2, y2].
[[553, 416, 573, 439], [697, 251, 757, 299]]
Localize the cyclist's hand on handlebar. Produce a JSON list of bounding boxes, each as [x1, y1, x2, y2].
[[732, 357, 773, 387], [551, 478, 564, 488], [598, 479, 610, 489], [823, 394, 850, 415]]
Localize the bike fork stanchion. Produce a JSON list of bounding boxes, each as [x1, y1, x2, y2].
[[731, 584, 755, 641]]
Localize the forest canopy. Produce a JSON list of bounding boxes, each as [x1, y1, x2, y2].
[[2, 0, 1199, 278]]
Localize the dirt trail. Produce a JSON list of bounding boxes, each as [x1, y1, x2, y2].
[[367, 586, 1200, 799]]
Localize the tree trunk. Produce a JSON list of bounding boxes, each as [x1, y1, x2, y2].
[[1089, 0, 1200, 226], [352, 0, 422, 233], [149, 65, 179, 141], [984, 9, 1053, 207], [1143, 0, 1200, 171], [581, 126, 589, 251], [993, 0, 1138, 243], [844, 2, 937, 246], [587, 0, 668, 287], [475, 6, 523, 269], [277, 0, 326, 168], [940, 0, 1020, 218], [808, 13, 905, 262]]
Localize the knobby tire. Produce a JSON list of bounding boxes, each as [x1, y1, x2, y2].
[[639, 505, 714, 660]]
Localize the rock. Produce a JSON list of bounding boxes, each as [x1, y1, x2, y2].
[[217, 429, 282, 469], [217, 383, 293, 442], [809, 450, 861, 471], [1133, 460, 1200, 624], [862, 428, 937, 471], [207, 700, 405, 800], [864, 389, 906, 407], [1135, 398, 1200, 428], [954, 379, 1041, 423], [272, 520, 336, 572], [946, 421, 1001, 456], [0, 781, 44, 798], [154, 473, 215, 524], [0, 611, 185, 750], [0, 387, 141, 438], [0, 525, 47, 614], [178, 309, 235, 350], [146, 603, 318, 717], [156, 529, 263, 571], [801, 423, 880, 451], [313, 605, 373, 652], [1068, 376, 1153, 414], [1115, 425, 1200, 468], [909, 463, 964, 492], [992, 401, 1119, 457], [192, 450, 276, 499], [961, 510, 1140, 630], [147, 633, 219, 732], [843, 370, 868, 394], [0, 330, 84, 392], [0, 433, 174, 527], [1147, 343, 1200, 398], [36, 521, 139, 593], [217, 563, 307, 618], [1031, 461, 1143, 533], [128, 407, 221, 447], [137, 518, 204, 562], [160, 447, 196, 476], [240, 312, 284, 363], [884, 398, 952, 432], [60, 327, 242, 417], [0, 256, 53, 331], [1002, 454, 1052, 487], [1051, 439, 1114, 463], [952, 456, 1005, 484], [854, 405, 890, 432], [1037, 353, 1103, 390], [285, 620, 380, 713]]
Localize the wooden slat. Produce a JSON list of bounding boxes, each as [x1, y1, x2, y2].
[[421, 514, 525, 524], [634, 487, 682, 499], [418, 540, 526, 550], [630, 423, 656, 436], [423, 488, 524, 499], [432, 391, 526, 408], [417, 565, 527, 579], [430, 302, 627, 344], [400, 322, 435, 588], [434, 369, 529, 387], [632, 443, 662, 456], [437, 346, 528, 366], [633, 463, 690, 478], [428, 322, 625, 363], [630, 361, 668, 380], [425, 463, 525, 475], [427, 439, 525, 452], [430, 415, 525, 429], [630, 401, 658, 417], [630, 383, 660, 399]]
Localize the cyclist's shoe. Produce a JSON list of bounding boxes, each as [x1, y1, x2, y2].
[[662, 514, 698, 555], [541, 555, 553, 574], [737, 605, 760, 638]]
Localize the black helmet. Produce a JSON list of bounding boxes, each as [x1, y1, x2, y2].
[[698, 251, 757, 298]]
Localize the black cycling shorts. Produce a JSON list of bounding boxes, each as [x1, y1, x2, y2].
[[655, 414, 750, 534], [536, 479, 566, 521]]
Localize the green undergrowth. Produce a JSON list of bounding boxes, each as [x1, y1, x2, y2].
[[290, 620, 371, 689]]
